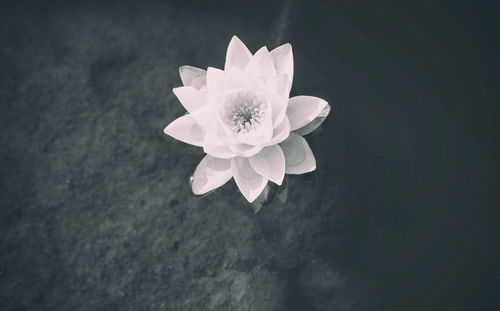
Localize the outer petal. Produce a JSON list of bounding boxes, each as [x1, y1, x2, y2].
[[264, 115, 290, 146], [287, 96, 328, 131], [245, 46, 276, 79], [249, 145, 285, 185], [294, 103, 331, 135], [191, 104, 216, 131], [191, 155, 232, 195], [173, 86, 207, 113], [203, 133, 236, 159], [270, 94, 287, 126], [279, 133, 316, 174], [225, 36, 252, 71], [270, 43, 294, 93], [267, 74, 289, 98], [179, 66, 207, 90], [164, 114, 206, 147], [231, 157, 268, 202], [207, 67, 226, 93], [229, 144, 263, 158]]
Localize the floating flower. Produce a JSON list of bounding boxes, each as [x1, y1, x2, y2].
[[164, 36, 331, 203]]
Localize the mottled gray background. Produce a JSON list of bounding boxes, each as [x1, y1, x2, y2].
[[1, 1, 499, 310]]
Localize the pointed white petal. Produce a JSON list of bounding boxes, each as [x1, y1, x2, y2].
[[191, 155, 232, 195], [279, 133, 316, 174], [203, 133, 235, 159], [294, 103, 331, 135], [224, 67, 265, 92], [207, 91, 224, 107], [286, 96, 328, 131], [163, 114, 206, 147], [264, 115, 290, 146], [206, 67, 225, 93], [204, 144, 235, 159], [245, 46, 276, 79], [204, 131, 231, 145], [179, 66, 207, 90], [267, 74, 289, 98], [270, 94, 287, 126], [229, 144, 263, 158], [231, 157, 268, 202], [249, 145, 285, 185], [172, 86, 207, 113], [270, 43, 294, 93], [190, 103, 216, 132], [225, 36, 252, 71]]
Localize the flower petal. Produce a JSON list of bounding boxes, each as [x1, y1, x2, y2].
[[294, 103, 331, 135], [173, 86, 207, 113], [231, 157, 268, 202], [190, 103, 216, 132], [203, 133, 235, 159], [245, 46, 276, 79], [191, 155, 232, 195], [249, 145, 285, 185], [264, 115, 290, 146], [286, 96, 328, 131], [270, 94, 287, 126], [270, 43, 294, 93], [179, 66, 207, 90], [163, 114, 206, 147], [279, 133, 316, 174], [207, 91, 224, 107], [267, 74, 289, 98], [229, 144, 263, 158], [207, 67, 225, 93], [225, 36, 252, 71], [223, 67, 264, 92]]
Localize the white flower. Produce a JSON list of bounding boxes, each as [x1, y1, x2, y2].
[[164, 36, 331, 203]]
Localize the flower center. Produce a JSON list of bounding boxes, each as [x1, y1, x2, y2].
[[223, 91, 266, 134]]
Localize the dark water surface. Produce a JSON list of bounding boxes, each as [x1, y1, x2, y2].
[[1, 1, 499, 310]]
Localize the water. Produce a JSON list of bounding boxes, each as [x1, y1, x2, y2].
[[1, 1, 498, 310]]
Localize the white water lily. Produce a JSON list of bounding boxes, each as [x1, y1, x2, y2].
[[164, 36, 331, 203]]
